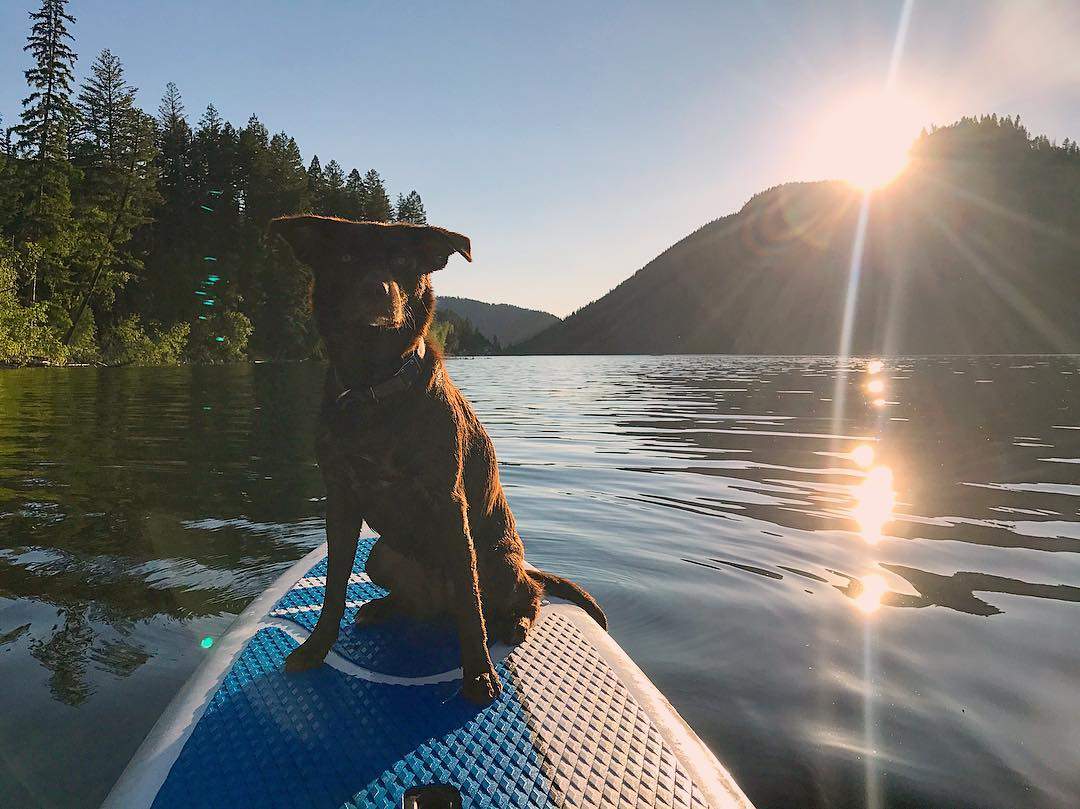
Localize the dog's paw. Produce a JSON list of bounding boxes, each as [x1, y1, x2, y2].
[[497, 616, 532, 646], [461, 670, 502, 705], [284, 641, 329, 673]]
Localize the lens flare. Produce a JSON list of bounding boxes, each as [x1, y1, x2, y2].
[[851, 444, 875, 468], [852, 466, 895, 543], [867, 360, 884, 374], [853, 574, 889, 614], [804, 88, 930, 189], [867, 378, 885, 394]]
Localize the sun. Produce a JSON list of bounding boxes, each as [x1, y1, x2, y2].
[[806, 89, 930, 190]]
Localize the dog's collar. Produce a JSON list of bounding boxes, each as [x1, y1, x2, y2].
[[334, 341, 427, 411]]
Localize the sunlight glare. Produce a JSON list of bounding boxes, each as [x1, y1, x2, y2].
[[867, 360, 884, 374], [807, 89, 929, 189], [867, 378, 885, 394], [852, 466, 895, 543], [851, 444, 875, 468], [853, 574, 889, 614]]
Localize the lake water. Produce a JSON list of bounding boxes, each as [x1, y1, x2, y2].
[[1, 355, 1078, 808]]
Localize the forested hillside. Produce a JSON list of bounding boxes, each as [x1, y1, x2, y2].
[[437, 297, 559, 348], [0, 0, 434, 366], [519, 115, 1080, 355], [428, 309, 496, 356]]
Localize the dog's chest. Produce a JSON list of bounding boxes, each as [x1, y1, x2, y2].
[[316, 419, 419, 496]]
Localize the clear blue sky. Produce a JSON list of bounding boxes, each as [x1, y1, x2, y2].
[[2, 1, 1077, 315]]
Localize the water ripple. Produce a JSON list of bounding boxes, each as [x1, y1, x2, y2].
[[0, 356, 1078, 808]]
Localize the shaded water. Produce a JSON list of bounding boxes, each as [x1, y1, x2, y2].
[[1, 356, 1078, 808]]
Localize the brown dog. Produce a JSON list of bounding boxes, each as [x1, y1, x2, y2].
[[269, 214, 607, 704]]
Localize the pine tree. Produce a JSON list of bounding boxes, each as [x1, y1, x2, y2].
[[236, 115, 270, 218], [249, 131, 313, 359], [159, 82, 185, 128], [268, 134, 308, 214], [75, 49, 135, 167], [306, 155, 324, 212], [320, 159, 347, 215], [344, 168, 365, 219], [0, 117, 20, 232], [230, 115, 273, 346], [64, 100, 158, 345], [187, 103, 246, 362], [129, 82, 196, 331], [395, 190, 427, 224], [156, 83, 193, 216], [192, 103, 237, 204], [199, 102, 222, 134], [69, 49, 159, 337], [13, 0, 78, 248], [361, 168, 393, 222]]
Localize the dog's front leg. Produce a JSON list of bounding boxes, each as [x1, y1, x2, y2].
[[285, 479, 363, 672], [436, 494, 501, 705]]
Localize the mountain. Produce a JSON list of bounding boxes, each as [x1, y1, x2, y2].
[[518, 115, 1080, 356], [437, 297, 560, 348]]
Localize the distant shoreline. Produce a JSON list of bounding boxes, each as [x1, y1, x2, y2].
[[4, 351, 1078, 370]]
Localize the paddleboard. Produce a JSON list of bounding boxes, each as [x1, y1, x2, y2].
[[105, 536, 754, 808]]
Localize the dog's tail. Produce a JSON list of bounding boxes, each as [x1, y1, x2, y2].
[[526, 568, 608, 631]]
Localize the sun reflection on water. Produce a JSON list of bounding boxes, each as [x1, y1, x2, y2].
[[853, 574, 889, 614], [852, 465, 896, 544], [851, 444, 875, 468]]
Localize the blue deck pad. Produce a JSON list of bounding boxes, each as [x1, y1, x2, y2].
[[270, 537, 486, 678], [148, 536, 718, 808], [151, 627, 556, 809], [332, 617, 478, 679]]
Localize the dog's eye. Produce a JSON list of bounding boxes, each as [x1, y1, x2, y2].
[[340, 254, 353, 263], [392, 256, 409, 268]]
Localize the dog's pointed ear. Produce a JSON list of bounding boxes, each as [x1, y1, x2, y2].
[[428, 226, 472, 264], [268, 215, 345, 266]]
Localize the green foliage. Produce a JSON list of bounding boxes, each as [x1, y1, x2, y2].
[[0, 1, 456, 369], [0, 242, 68, 365], [438, 296, 558, 347], [100, 315, 188, 365], [67, 49, 160, 343], [0, 123, 21, 233], [305, 155, 324, 207], [13, 0, 78, 247], [319, 159, 348, 215], [361, 169, 393, 222], [184, 311, 253, 364], [395, 190, 427, 224], [65, 304, 97, 362], [344, 169, 365, 219], [428, 309, 495, 355], [309, 163, 396, 223]]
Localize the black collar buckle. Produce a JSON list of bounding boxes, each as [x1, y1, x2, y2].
[[334, 348, 423, 413]]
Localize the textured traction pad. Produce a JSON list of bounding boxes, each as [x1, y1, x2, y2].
[[151, 541, 713, 808]]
